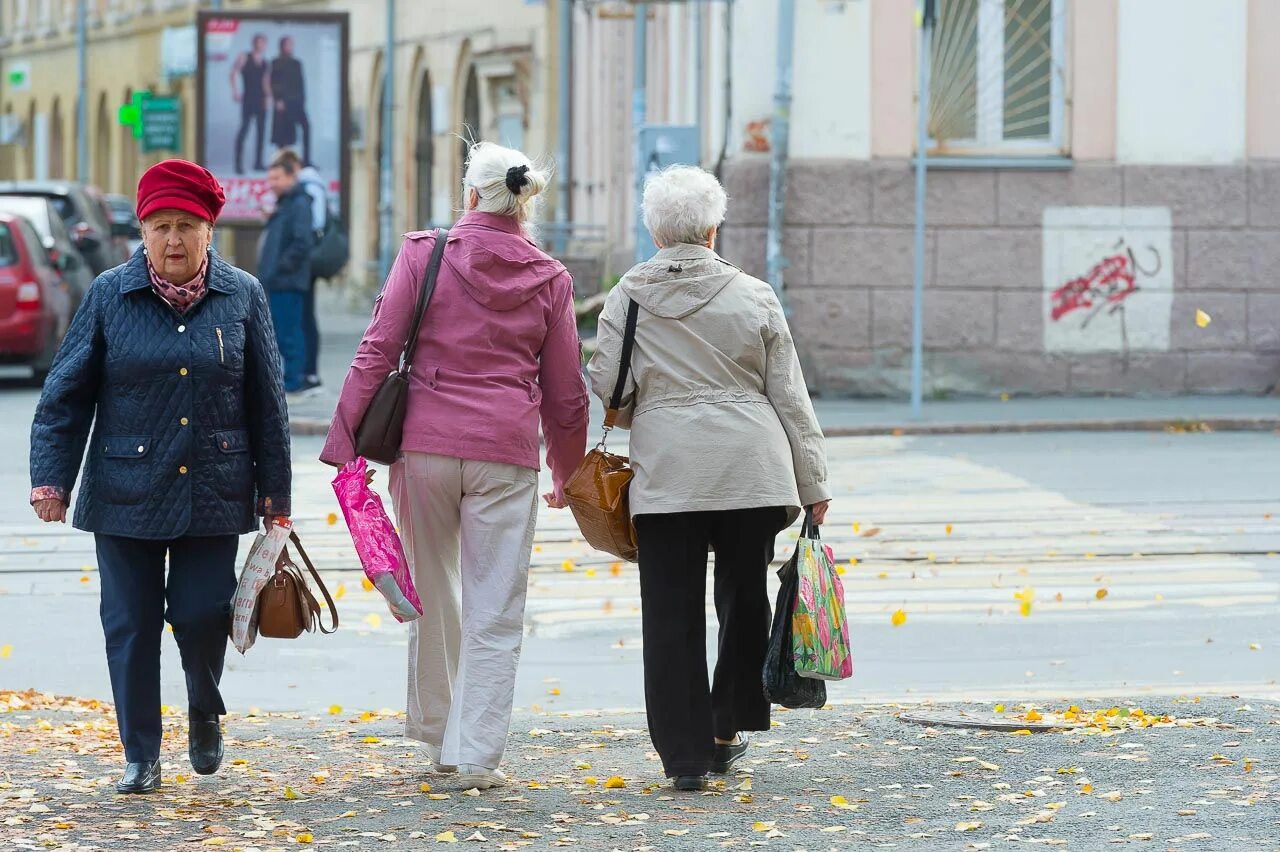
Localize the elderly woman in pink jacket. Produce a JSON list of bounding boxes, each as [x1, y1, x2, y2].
[[322, 142, 589, 789]]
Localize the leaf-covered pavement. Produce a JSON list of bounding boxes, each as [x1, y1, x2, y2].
[[2, 691, 1276, 850]]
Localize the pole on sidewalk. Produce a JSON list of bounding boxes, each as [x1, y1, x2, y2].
[[378, 0, 395, 284], [632, 3, 648, 264], [554, 0, 573, 256], [75, 0, 88, 181], [764, 0, 794, 308], [910, 0, 935, 419]]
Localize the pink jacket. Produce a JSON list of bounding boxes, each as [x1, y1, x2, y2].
[[321, 213, 589, 495]]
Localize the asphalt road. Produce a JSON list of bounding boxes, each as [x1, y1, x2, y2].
[[2, 374, 1277, 714]]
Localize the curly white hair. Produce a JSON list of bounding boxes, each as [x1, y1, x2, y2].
[[641, 165, 728, 248]]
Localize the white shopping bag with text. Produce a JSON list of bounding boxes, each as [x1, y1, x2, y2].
[[231, 518, 293, 654]]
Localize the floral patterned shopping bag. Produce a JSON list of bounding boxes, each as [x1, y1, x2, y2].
[[790, 510, 854, 681]]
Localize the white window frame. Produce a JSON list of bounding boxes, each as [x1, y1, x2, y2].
[[930, 0, 1067, 155]]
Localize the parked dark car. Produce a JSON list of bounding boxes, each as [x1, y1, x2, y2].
[[104, 192, 143, 256], [0, 196, 94, 313], [0, 181, 121, 274], [0, 212, 72, 381]]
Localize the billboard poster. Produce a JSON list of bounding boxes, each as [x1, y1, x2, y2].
[[197, 12, 349, 224]]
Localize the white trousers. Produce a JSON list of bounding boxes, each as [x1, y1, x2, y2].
[[390, 452, 540, 768]]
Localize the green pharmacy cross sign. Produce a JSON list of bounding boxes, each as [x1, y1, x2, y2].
[[118, 91, 182, 153]]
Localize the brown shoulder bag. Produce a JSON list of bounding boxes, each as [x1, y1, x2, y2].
[[254, 531, 340, 639], [564, 299, 641, 562], [354, 228, 450, 465]]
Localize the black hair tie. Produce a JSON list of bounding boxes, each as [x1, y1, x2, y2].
[[505, 164, 531, 195]]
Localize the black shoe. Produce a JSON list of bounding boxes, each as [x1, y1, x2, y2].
[[673, 774, 707, 791], [711, 733, 749, 774], [302, 375, 323, 392], [189, 709, 224, 776], [116, 760, 161, 794]]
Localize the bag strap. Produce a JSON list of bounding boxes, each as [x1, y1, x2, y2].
[[801, 506, 821, 540], [289, 531, 339, 634], [399, 227, 449, 375], [603, 299, 641, 429]]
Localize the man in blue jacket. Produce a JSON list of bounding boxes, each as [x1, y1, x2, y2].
[[258, 150, 315, 393]]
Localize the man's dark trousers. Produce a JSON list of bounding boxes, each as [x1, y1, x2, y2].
[[95, 534, 239, 763]]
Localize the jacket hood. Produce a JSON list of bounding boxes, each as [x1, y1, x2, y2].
[[441, 212, 566, 311], [619, 244, 740, 319], [298, 166, 322, 185]]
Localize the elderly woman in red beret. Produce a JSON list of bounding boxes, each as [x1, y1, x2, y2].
[[29, 159, 292, 794]]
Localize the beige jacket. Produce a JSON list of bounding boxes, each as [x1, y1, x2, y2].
[[588, 244, 830, 523]]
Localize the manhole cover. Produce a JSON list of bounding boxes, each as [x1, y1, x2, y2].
[[898, 712, 1071, 732]]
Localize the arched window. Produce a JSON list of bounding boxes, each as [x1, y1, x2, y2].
[[48, 96, 64, 179], [414, 68, 433, 229], [94, 92, 111, 189]]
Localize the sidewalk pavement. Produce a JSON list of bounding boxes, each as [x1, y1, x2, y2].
[[1, 692, 1275, 850], [289, 288, 1280, 438]]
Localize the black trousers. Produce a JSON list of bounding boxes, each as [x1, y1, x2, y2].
[[95, 534, 239, 763], [635, 507, 788, 777], [235, 103, 267, 173], [303, 275, 320, 378]]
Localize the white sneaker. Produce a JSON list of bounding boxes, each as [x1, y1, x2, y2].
[[455, 764, 507, 790], [424, 743, 456, 774]]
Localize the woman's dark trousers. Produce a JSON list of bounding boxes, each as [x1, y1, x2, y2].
[[634, 507, 787, 777], [95, 534, 239, 763]]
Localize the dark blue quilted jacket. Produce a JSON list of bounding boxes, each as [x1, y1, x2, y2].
[[29, 250, 292, 539]]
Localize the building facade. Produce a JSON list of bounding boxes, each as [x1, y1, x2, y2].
[[560, 0, 1280, 396], [0, 0, 548, 290]]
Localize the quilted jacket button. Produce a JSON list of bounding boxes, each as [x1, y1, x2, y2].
[[137, 445, 144, 453], [179, 367, 188, 376], [180, 417, 189, 426], [221, 441, 230, 449], [178, 466, 188, 475], [177, 325, 186, 333]]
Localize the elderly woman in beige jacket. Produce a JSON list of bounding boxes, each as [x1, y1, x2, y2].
[[588, 165, 830, 791]]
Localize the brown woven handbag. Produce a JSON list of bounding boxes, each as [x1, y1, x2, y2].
[[565, 300, 641, 562], [255, 532, 339, 639]]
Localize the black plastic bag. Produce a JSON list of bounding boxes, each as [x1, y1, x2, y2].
[[762, 542, 827, 709]]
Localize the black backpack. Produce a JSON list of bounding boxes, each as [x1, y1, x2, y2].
[[310, 211, 350, 279]]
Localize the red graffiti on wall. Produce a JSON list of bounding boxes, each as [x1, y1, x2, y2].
[[1051, 240, 1161, 328]]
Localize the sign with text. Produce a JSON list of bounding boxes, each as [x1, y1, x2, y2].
[[197, 11, 349, 224], [140, 96, 182, 152]]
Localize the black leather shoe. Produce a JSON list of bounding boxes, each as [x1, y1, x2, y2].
[[116, 760, 161, 794], [189, 709, 224, 776], [711, 733, 750, 774], [673, 774, 707, 791]]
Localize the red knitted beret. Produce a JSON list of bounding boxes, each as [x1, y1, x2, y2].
[[136, 159, 226, 223]]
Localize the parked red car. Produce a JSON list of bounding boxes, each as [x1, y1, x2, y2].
[[0, 212, 72, 381]]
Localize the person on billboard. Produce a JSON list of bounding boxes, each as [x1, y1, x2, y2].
[[267, 36, 310, 166], [257, 149, 315, 394], [231, 33, 270, 174], [28, 159, 292, 794]]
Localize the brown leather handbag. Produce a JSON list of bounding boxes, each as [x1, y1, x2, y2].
[[565, 299, 641, 562], [354, 228, 449, 465], [254, 532, 339, 639]]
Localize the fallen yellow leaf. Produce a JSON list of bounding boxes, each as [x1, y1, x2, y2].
[[361, 736, 381, 744], [328, 704, 342, 715], [1095, 588, 1108, 600], [283, 786, 300, 800], [419, 782, 432, 793], [1024, 709, 1043, 722], [361, 577, 374, 592], [1248, 642, 1261, 651], [363, 613, 382, 628], [435, 830, 458, 843], [0, 644, 11, 659], [604, 776, 626, 789], [891, 608, 907, 627], [609, 563, 622, 577], [752, 821, 776, 832], [297, 833, 314, 844], [326, 512, 338, 526], [583, 776, 598, 786], [561, 559, 575, 572], [1020, 601, 1033, 617], [945, 524, 953, 535], [994, 704, 1005, 713], [334, 583, 346, 600], [1195, 309, 1212, 328], [955, 821, 983, 831]]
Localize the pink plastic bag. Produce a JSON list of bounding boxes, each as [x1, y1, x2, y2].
[[331, 458, 423, 622]]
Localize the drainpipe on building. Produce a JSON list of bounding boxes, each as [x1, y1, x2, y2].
[[713, 0, 733, 181], [910, 0, 936, 418], [554, 0, 572, 256], [379, 0, 396, 284], [694, 0, 704, 164], [632, 2, 648, 265], [764, 0, 794, 309], [76, 0, 88, 181]]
